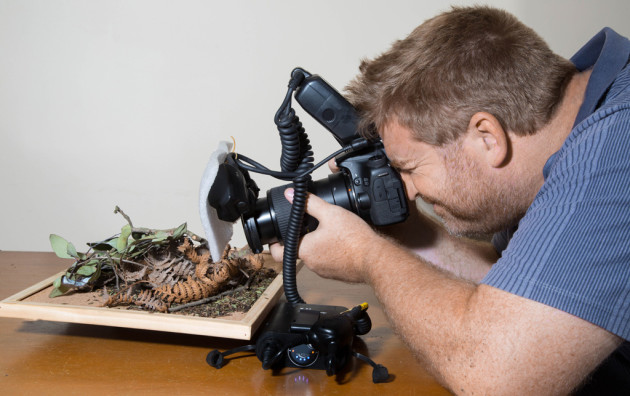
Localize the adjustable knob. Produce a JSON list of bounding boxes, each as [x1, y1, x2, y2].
[[367, 155, 387, 168], [356, 193, 371, 210]]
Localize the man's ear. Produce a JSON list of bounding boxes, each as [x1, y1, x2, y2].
[[465, 112, 509, 168]]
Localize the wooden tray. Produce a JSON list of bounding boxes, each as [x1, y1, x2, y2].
[[0, 253, 293, 340]]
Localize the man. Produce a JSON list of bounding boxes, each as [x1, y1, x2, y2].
[[271, 6, 630, 394]]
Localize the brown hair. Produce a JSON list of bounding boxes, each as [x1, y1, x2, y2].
[[345, 6, 577, 145]]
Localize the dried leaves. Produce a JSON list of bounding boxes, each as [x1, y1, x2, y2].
[[49, 207, 269, 314], [104, 242, 263, 312]]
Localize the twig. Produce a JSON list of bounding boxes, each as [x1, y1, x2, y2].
[[168, 285, 247, 313], [120, 259, 148, 268], [104, 252, 121, 290], [244, 272, 254, 289], [114, 206, 133, 228], [128, 226, 207, 245]]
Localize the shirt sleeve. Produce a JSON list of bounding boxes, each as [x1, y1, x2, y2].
[[482, 107, 630, 340]]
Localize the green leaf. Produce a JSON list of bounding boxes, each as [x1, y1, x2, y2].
[[66, 242, 79, 259], [76, 265, 97, 276], [49, 234, 73, 259], [49, 287, 65, 298], [88, 237, 117, 252], [117, 224, 132, 252], [151, 231, 168, 243], [49, 275, 75, 297], [89, 266, 102, 283], [136, 233, 156, 242], [172, 223, 187, 239], [107, 237, 120, 250]]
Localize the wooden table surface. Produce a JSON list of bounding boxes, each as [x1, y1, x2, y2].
[[0, 251, 449, 395]]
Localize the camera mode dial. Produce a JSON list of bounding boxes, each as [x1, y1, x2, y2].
[[288, 344, 319, 367]]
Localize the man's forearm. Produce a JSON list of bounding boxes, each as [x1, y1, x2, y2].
[[363, 236, 476, 387], [380, 203, 497, 282], [361, 235, 621, 394]]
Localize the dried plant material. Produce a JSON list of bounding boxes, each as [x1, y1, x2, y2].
[[49, 207, 273, 315]]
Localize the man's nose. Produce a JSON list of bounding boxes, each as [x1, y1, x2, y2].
[[400, 174, 419, 201]]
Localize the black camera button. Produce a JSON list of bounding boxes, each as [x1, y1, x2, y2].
[[373, 179, 387, 201], [322, 108, 335, 122], [389, 199, 401, 212]]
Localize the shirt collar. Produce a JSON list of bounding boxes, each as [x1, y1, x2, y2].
[[571, 27, 630, 127], [543, 28, 630, 179]]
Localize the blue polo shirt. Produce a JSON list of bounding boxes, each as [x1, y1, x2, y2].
[[483, 28, 630, 340]]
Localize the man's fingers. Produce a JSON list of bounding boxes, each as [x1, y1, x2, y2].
[[269, 242, 284, 262], [327, 158, 340, 173], [284, 188, 328, 217]]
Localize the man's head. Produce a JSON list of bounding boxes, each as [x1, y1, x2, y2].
[[346, 6, 576, 145], [346, 6, 577, 236], [382, 119, 537, 238]]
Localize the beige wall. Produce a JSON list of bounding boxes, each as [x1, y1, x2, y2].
[[1, 0, 629, 251]]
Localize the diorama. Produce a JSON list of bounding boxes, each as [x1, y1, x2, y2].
[[0, 207, 291, 340], [2, 68, 397, 382]]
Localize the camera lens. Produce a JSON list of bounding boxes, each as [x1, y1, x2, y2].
[[242, 172, 354, 253]]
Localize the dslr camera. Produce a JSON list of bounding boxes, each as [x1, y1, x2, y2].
[[209, 68, 408, 252], [206, 68, 403, 382]]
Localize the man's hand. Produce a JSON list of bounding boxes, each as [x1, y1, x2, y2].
[[269, 187, 382, 283], [327, 157, 339, 173]]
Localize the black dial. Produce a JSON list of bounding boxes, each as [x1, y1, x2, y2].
[[287, 344, 319, 367]]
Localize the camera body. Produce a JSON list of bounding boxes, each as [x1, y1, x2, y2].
[[332, 140, 407, 226], [242, 140, 407, 252], [208, 69, 408, 253]]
